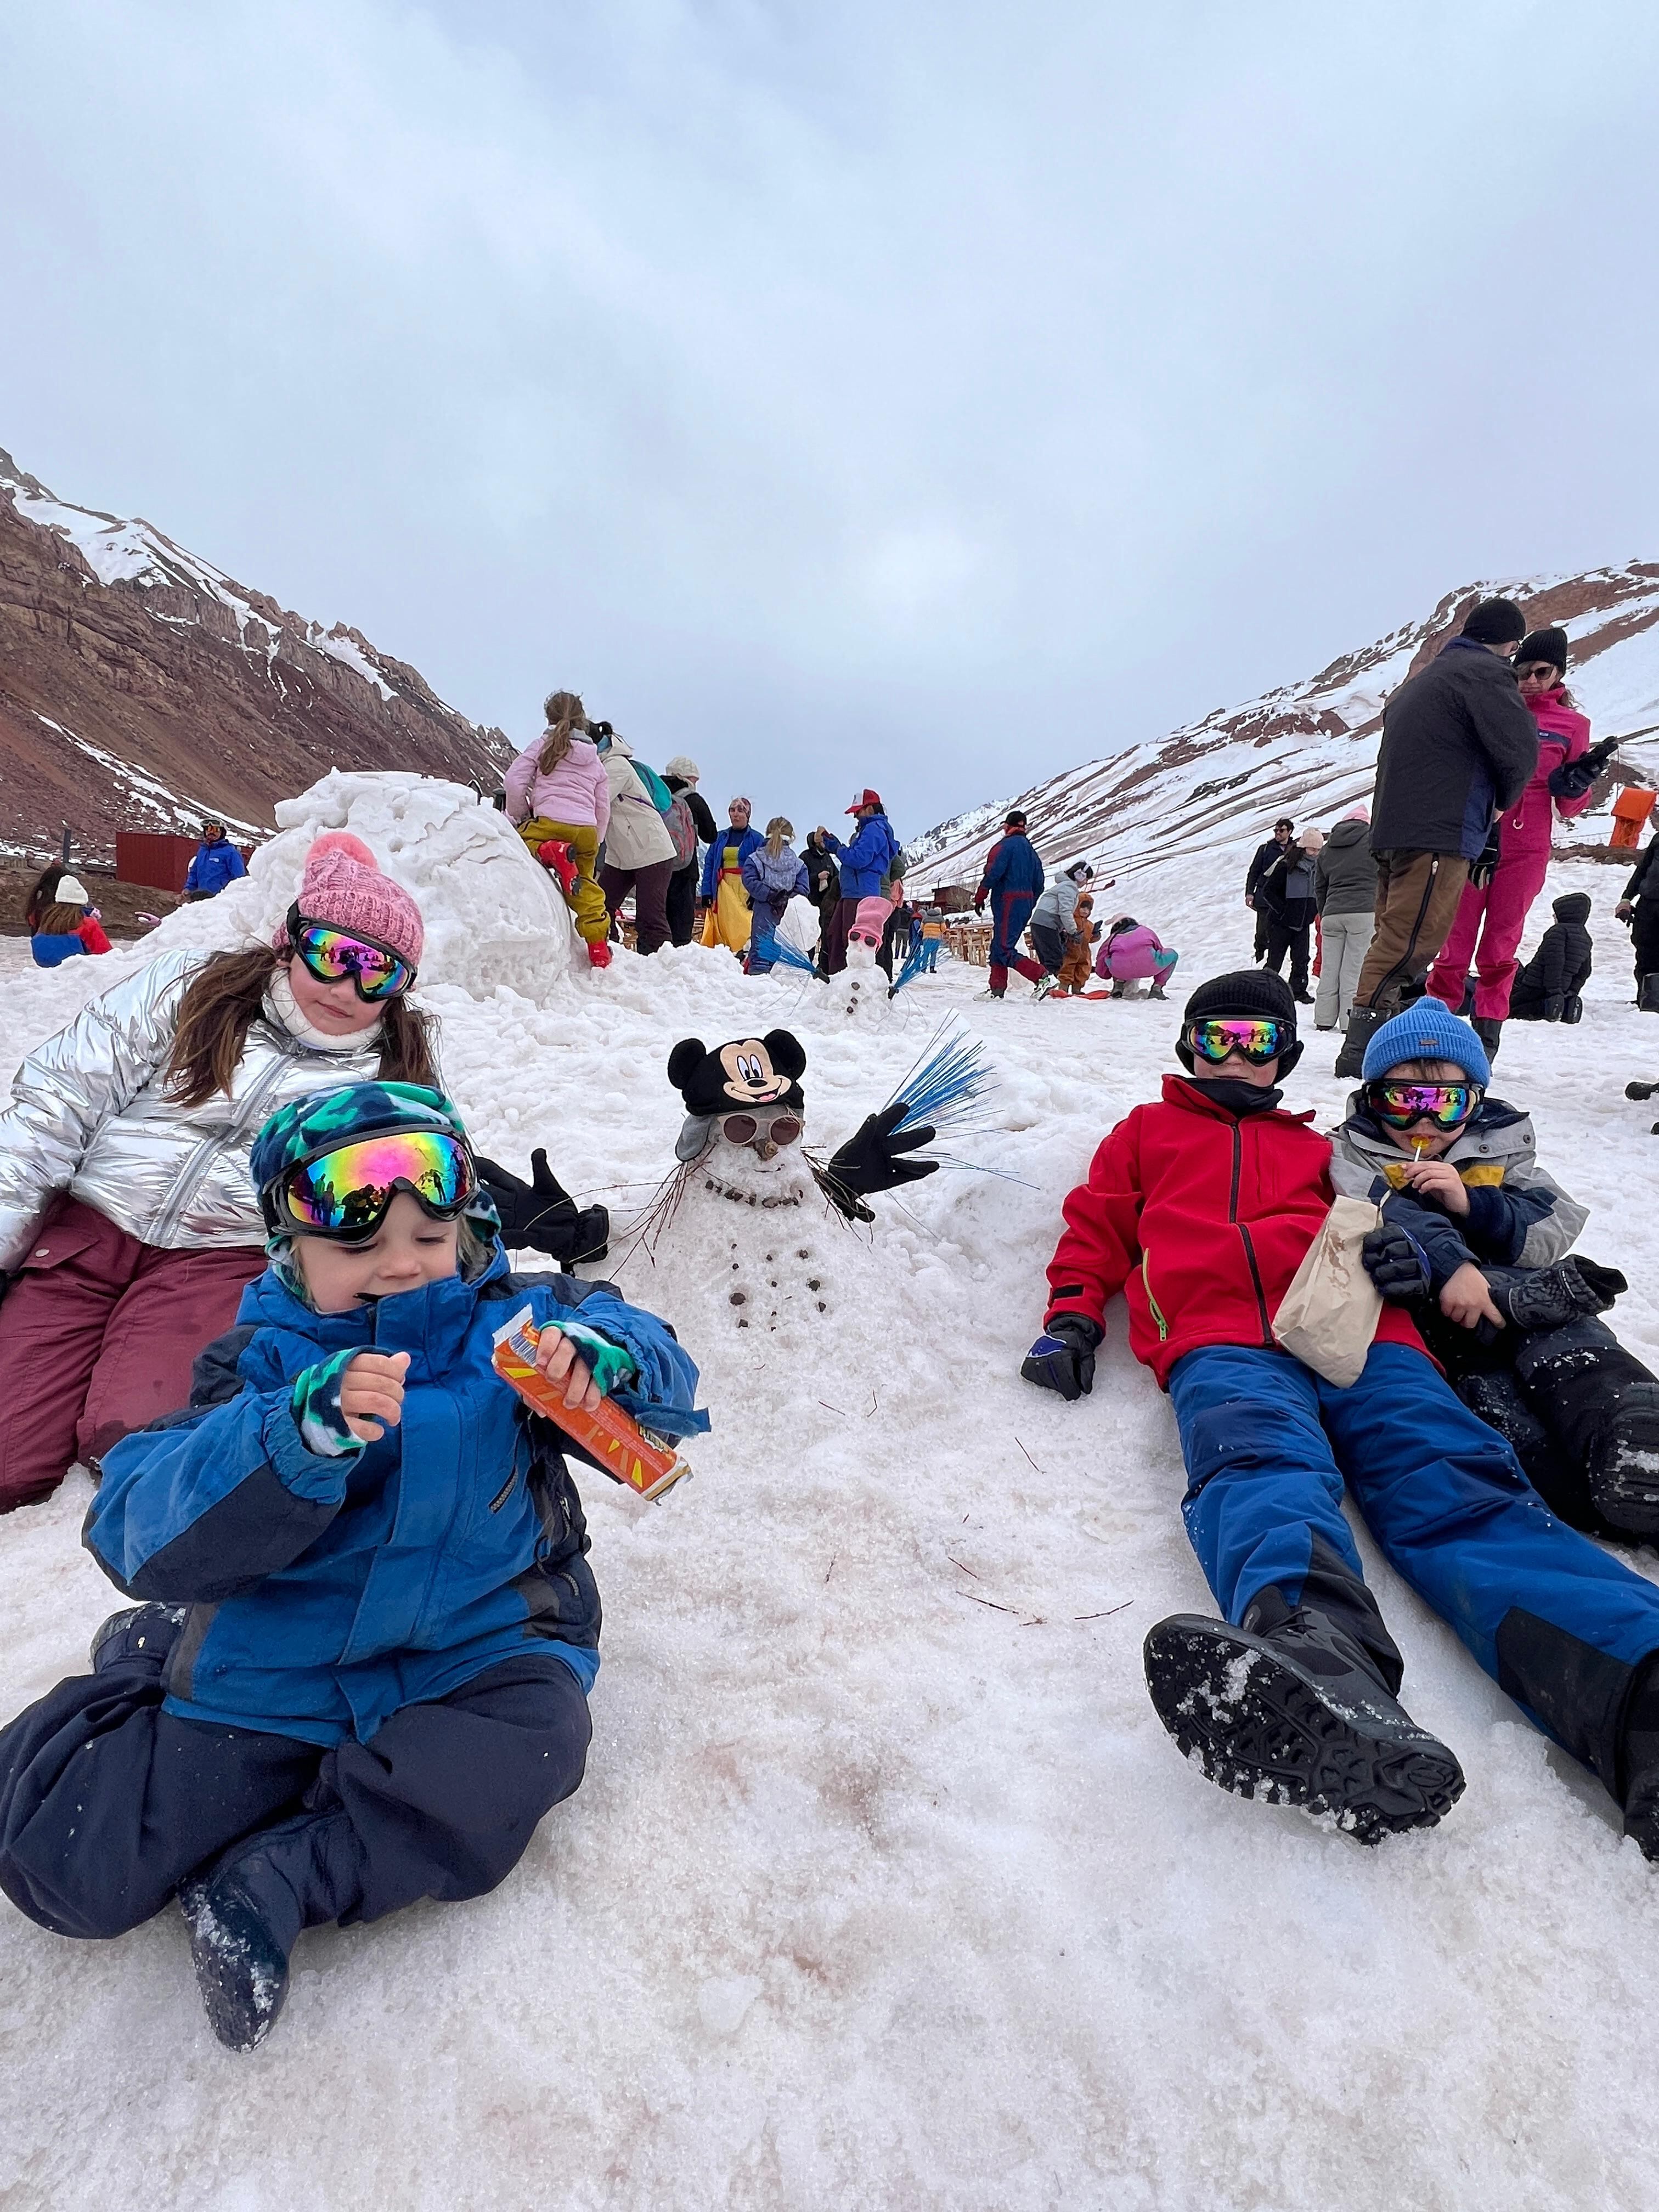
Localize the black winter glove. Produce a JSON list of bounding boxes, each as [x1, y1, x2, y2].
[[1362, 1223, 1432, 1301], [1021, 1314, 1103, 1400], [475, 1150, 610, 1271], [825, 1104, 939, 1204], [1543, 994, 1565, 1022], [1468, 821, 1503, 890], [973, 897, 986, 916], [1548, 734, 1620, 804]]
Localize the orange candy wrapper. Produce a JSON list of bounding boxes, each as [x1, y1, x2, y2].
[[491, 1306, 692, 1503]]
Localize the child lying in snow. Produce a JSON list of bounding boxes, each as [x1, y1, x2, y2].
[[0, 1081, 704, 2052], [1020, 968, 1659, 1852], [1329, 1002, 1659, 1541]]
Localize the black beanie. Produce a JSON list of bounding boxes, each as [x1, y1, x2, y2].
[[1004, 810, 1027, 829], [1176, 968, 1302, 1076], [1461, 596, 1528, 646], [1515, 625, 1568, 673]]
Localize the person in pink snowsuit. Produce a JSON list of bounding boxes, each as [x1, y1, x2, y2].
[[1427, 627, 1594, 1040]]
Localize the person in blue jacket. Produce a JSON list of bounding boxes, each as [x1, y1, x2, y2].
[[0, 1080, 705, 2053], [183, 819, 248, 900], [973, 809, 1047, 998], [817, 789, 902, 974]]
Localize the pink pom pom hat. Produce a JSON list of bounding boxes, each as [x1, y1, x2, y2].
[[273, 831, 425, 968]]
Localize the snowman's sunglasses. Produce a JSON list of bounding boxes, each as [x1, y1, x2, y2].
[[717, 1111, 802, 1147]]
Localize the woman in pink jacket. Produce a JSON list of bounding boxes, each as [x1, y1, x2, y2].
[[1096, 916, 1179, 999], [504, 690, 614, 969], [1427, 627, 1599, 1052]]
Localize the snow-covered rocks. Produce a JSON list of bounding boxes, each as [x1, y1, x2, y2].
[[140, 770, 574, 1000]]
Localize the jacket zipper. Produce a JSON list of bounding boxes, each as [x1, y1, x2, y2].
[[1141, 1251, 1170, 1341], [1228, 1120, 1274, 1346]]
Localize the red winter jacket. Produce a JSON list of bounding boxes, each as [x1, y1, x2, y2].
[[1043, 1076, 1426, 1389]]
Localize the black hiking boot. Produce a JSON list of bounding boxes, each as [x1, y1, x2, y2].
[[1586, 1386, 1659, 1537], [1333, 1006, 1384, 1081], [1472, 1014, 1503, 1063], [1626, 1080, 1659, 1102], [1143, 1608, 1465, 1844], [179, 1809, 362, 2052], [89, 1604, 188, 1673]]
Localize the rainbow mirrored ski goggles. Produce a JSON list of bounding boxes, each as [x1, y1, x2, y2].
[[288, 913, 415, 1001], [1186, 1017, 1294, 1066], [1364, 1081, 1484, 1132], [267, 1129, 476, 1240]]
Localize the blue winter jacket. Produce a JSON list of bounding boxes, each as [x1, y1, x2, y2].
[[977, 831, 1045, 904], [184, 838, 247, 898], [86, 1248, 706, 1747], [700, 825, 764, 900], [825, 813, 901, 899], [29, 933, 86, 968]]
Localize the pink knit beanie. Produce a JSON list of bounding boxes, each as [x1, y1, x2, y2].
[[275, 832, 424, 967], [851, 896, 891, 943]]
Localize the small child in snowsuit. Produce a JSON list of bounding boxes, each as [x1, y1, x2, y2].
[[1021, 968, 1659, 1852], [1329, 1001, 1659, 1539], [1054, 892, 1097, 995], [0, 1081, 704, 2051], [1508, 891, 1592, 1023]]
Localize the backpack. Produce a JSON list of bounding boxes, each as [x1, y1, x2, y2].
[[663, 794, 698, 868]]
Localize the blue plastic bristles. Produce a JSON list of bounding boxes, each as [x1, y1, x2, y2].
[[751, 934, 819, 976], [888, 943, 929, 994], [882, 1019, 999, 1137]]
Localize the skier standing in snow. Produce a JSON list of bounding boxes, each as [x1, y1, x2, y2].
[[1020, 967, 1659, 1853], [183, 820, 248, 901], [0, 1079, 704, 2051], [1313, 808, 1378, 1032], [973, 809, 1048, 999], [817, 791, 903, 976], [1425, 627, 1610, 1059], [1244, 819, 1295, 961], [661, 756, 719, 948], [504, 692, 615, 969], [1335, 597, 1539, 1077]]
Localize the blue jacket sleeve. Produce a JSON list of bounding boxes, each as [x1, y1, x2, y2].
[[183, 851, 204, 894], [85, 1388, 352, 1603], [527, 1277, 709, 1438], [699, 839, 721, 898], [982, 840, 1008, 895], [223, 845, 247, 884], [1379, 1190, 1473, 1287]]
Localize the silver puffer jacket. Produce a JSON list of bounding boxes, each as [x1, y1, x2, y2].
[[0, 950, 392, 1272]]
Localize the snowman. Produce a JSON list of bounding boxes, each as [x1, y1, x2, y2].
[[836, 896, 904, 1023], [608, 1028, 936, 1344]]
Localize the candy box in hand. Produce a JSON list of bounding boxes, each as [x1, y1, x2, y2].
[[490, 1305, 691, 1503]]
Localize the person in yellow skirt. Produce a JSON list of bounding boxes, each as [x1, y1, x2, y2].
[[504, 692, 616, 970], [698, 797, 764, 956]]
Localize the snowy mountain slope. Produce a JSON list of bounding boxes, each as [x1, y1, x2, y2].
[[3, 794, 1659, 2208], [909, 565, 1659, 904], [0, 447, 510, 863]]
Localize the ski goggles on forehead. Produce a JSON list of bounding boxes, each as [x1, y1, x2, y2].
[[269, 1130, 476, 1240], [289, 916, 415, 1001], [1365, 1081, 1484, 1131], [1186, 1017, 1294, 1066], [718, 1110, 802, 1147]]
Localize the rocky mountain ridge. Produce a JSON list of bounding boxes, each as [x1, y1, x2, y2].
[[0, 448, 509, 863], [909, 566, 1659, 895]]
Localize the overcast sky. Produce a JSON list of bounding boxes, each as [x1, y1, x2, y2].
[[4, 1, 1658, 842]]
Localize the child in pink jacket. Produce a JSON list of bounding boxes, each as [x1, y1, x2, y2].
[[1096, 917, 1179, 1000], [504, 691, 614, 967]]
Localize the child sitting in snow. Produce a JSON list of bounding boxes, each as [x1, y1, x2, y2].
[[1020, 968, 1659, 1852], [1329, 1002, 1659, 1539], [0, 1081, 703, 2052]]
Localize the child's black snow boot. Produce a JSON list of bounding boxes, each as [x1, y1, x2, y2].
[[1514, 1321, 1659, 1538], [179, 1810, 363, 2052], [1143, 1600, 1464, 1845]]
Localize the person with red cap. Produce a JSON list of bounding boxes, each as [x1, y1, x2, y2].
[[0, 831, 439, 1514], [815, 790, 902, 975]]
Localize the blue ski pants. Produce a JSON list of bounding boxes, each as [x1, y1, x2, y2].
[[1167, 1342, 1659, 1786]]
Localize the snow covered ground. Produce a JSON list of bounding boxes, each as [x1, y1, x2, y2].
[[3, 818, 1659, 2209]]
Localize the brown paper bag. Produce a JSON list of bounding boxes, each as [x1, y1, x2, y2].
[[1271, 1198, 1384, 1389]]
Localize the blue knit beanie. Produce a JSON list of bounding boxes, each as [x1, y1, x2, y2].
[[1361, 1003, 1491, 1087]]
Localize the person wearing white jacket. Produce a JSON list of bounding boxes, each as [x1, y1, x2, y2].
[[1029, 863, 1094, 982], [594, 726, 678, 956]]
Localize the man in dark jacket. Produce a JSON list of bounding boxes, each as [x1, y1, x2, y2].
[[802, 831, 842, 972], [1244, 819, 1294, 960], [1510, 891, 1593, 1022], [662, 758, 719, 946], [1335, 597, 1538, 1077], [1616, 837, 1659, 1000], [974, 809, 1047, 997], [1257, 834, 1318, 1002]]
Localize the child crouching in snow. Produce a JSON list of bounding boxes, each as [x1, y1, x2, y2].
[[1329, 1002, 1659, 1540], [0, 1081, 704, 2051], [1021, 968, 1659, 1852]]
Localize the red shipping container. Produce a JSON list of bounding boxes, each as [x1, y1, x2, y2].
[[116, 832, 254, 894]]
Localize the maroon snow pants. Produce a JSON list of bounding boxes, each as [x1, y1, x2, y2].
[[0, 1196, 265, 1514]]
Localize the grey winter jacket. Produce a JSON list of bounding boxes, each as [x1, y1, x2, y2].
[[1328, 1097, 1587, 1289], [0, 950, 397, 1272], [1315, 820, 1379, 917], [1031, 874, 1088, 935]]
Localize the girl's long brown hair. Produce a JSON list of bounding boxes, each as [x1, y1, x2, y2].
[[39, 901, 88, 934], [163, 947, 438, 1108], [538, 690, 587, 776]]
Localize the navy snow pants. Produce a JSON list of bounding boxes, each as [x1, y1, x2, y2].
[[0, 1624, 591, 1942], [1167, 1342, 1659, 1792]]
